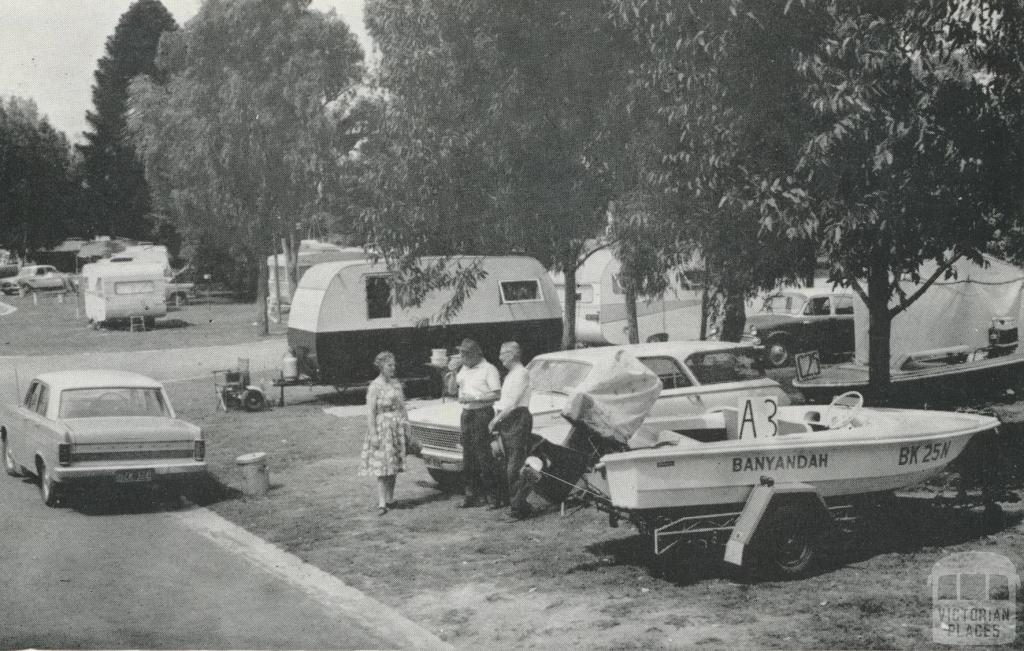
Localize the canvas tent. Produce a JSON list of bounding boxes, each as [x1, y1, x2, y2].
[[852, 255, 1024, 367]]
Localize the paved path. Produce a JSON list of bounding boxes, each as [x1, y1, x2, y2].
[[0, 476, 446, 649], [0, 339, 450, 649]]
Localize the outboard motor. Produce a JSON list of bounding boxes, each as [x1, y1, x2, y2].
[[988, 316, 1018, 357], [522, 420, 625, 504]]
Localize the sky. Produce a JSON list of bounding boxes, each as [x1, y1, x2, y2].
[[0, 0, 370, 143]]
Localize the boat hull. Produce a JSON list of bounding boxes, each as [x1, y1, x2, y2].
[[793, 354, 1024, 406], [599, 409, 996, 511]]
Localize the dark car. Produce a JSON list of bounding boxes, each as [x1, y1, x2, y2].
[[741, 288, 855, 368]]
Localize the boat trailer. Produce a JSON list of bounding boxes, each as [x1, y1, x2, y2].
[[530, 465, 1002, 579]]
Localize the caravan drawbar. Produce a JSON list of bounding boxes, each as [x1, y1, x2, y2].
[[287, 256, 563, 392]]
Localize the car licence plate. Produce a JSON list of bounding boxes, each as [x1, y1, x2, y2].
[[114, 468, 154, 483]]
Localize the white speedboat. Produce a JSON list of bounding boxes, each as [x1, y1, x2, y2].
[[527, 352, 1000, 514], [592, 402, 997, 511]]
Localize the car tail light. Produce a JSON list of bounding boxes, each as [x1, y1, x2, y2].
[[193, 440, 205, 461], [58, 443, 71, 466]]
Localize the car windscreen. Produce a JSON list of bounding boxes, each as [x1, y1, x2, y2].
[[59, 387, 170, 418], [526, 359, 592, 395], [761, 293, 802, 314], [685, 350, 765, 384]]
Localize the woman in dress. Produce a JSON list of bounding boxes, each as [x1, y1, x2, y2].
[[360, 351, 409, 515]]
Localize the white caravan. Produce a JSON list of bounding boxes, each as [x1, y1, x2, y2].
[[551, 248, 705, 345], [81, 261, 167, 326]]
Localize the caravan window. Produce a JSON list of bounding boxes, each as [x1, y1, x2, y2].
[[366, 276, 392, 319], [500, 280, 542, 303], [114, 281, 155, 295]]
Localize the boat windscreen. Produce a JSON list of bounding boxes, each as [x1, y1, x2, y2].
[[528, 359, 592, 395]]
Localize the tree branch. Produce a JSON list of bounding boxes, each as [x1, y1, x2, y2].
[[888, 254, 962, 319]]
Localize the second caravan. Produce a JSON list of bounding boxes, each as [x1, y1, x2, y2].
[[552, 248, 705, 346]]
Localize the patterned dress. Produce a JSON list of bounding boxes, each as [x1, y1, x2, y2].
[[359, 377, 408, 477]]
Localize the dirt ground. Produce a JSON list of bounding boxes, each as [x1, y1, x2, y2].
[[164, 377, 1024, 649]]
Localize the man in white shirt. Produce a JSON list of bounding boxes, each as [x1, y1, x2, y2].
[[449, 338, 502, 508], [489, 341, 534, 518]]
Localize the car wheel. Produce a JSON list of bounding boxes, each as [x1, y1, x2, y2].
[[766, 338, 791, 368], [37, 460, 61, 507], [2, 434, 22, 477], [427, 468, 463, 492]]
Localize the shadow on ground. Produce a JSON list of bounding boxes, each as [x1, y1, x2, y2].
[[579, 495, 1020, 586], [66, 474, 242, 516]]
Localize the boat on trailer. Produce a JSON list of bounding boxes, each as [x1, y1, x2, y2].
[[523, 351, 1002, 577]]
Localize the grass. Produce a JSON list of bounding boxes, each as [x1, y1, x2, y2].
[[0, 292, 285, 355], [158, 375, 1024, 649], [9, 294, 1024, 647]]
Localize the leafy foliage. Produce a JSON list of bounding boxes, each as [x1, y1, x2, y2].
[[791, 1, 1009, 388], [0, 97, 77, 256], [613, 0, 823, 341], [77, 0, 177, 240], [127, 0, 364, 301], [361, 0, 637, 344]]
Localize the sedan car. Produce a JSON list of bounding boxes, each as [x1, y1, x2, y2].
[[1, 370, 207, 506], [741, 287, 855, 368], [0, 264, 73, 295], [408, 340, 789, 488]]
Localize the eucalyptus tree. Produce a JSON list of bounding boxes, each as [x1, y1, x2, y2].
[[361, 0, 637, 348], [128, 0, 364, 329], [612, 0, 824, 343]]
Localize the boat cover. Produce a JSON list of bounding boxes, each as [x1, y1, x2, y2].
[[560, 350, 661, 445]]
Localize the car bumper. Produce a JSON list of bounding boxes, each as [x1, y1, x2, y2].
[[740, 334, 762, 346], [421, 447, 464, 473], [50, 460, 208, 483]]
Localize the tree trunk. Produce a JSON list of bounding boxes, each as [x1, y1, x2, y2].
[[288, 230, 299, 296], [866, 259, 892, 403], [257, 241, 270, 336], [718, 287, 747, 342], [625, 285, 639, 344], [561, 263, 578, 350]]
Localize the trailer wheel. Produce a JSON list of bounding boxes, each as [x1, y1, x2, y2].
[[753, 503, 823, 579]]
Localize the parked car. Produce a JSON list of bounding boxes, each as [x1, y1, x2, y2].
[[741, 287, 856, 368], [1, 370, 207, 507], [407, 340, 789, 488], [0, 264, 73, 295]]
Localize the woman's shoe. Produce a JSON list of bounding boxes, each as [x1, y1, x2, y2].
[[377, 506, 388, 516]]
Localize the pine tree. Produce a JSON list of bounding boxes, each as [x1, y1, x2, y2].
[[77, 0, 177, 240]]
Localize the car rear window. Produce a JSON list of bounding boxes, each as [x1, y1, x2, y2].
[[527, 359, 592, 395], [60, 387, 170, 418], [685, 350, 765, 384], [761, 293, 801, 314]]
